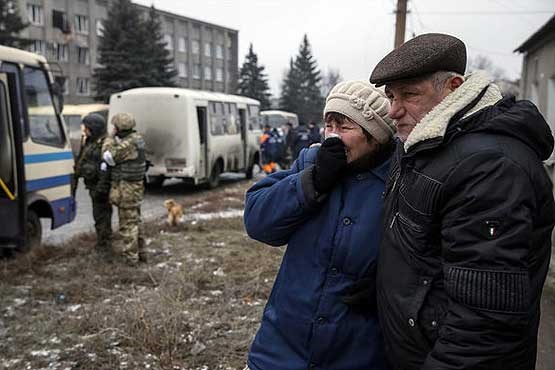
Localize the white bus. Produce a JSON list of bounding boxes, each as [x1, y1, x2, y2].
[[260, 110, 299, 129], [62, 103, 109, 157], [0, 46, 75, 251], [109, 88, 262, 188]]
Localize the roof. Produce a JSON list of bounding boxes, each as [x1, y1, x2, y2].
[[515, 14, 555, 52], [112, 87, 260, 105], [61, 104, 109, 116], [133, 3, 238, 33], [0, 45, 47, 68], [260, 110, 298, 117]]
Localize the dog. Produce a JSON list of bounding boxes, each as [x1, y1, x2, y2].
[[164, 199, 184, 226]]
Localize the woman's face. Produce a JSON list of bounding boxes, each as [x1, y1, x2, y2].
[[324, 118, 374, 163]]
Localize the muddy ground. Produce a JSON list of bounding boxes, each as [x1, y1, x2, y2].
[[1, 179, 554, 369]]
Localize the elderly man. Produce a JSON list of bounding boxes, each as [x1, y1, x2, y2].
[[370, 33, 555, 370]]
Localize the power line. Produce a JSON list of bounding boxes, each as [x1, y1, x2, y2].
[[417, 10, 553, 15]]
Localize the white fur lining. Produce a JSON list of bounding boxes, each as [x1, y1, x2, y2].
[[404, 70, 503, 151]]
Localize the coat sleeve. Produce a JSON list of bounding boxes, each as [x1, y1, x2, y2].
[[422, 151, 536, 370], [244, 148, 327, 246]]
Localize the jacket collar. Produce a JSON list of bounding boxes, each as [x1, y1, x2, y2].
[[404, 70, 504, 152]]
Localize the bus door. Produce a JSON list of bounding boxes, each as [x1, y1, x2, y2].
[[239, 108, 248, 169], [0, 71, 26, 247], [196, 106, 208, 179]]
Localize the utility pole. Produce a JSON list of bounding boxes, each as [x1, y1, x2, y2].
[[394, 0, 408, 49]]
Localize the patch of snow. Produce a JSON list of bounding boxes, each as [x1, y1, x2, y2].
[[213, 267, 225, 277]]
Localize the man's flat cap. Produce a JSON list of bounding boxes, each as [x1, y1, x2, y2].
[[370, 33, 466, 86]]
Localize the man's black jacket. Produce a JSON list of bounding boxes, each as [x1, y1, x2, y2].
[[378, 92, 555, 370]]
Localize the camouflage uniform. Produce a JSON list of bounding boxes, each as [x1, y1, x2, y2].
[[103, 113, 147, 265], [75, 114, 112, 251]]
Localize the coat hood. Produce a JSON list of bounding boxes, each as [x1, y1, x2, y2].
[[464, 97, 554, 161]]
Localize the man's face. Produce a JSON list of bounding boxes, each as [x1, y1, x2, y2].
[[324, 118, 374, 163], [385, 78, 451, 142]]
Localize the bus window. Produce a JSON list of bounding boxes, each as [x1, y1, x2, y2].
[[248, 105, 260, 130], [209, 101, 225, 136], [24, 67, 65, 147], [0, 81, 14, 195]]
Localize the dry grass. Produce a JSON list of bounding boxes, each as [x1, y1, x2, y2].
[[0, 215, 283, 370]]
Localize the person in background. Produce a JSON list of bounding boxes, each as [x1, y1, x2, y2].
[[290, 121, 312, 160], [243, 80, 395, 370], [370, 33, 555, 370], [308, 121, 322, 144], [74, 113, 112, 256], [102, 113, 147, 266], [260, 124, 277, 174]]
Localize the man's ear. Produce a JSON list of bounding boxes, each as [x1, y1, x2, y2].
[[448, 76, 464, 91]]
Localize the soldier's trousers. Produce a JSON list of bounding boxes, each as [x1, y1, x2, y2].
[[91, 192, 112, 250], [117, 206, 144, 263]]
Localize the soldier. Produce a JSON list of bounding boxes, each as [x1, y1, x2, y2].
[[102, 113, 147, 265], [74, 113, 112, 254]]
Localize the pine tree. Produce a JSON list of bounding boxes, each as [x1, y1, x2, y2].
[[142, 6, 176, 86], [279, 35, 324, 124], [237, 43, 271, 109], [0, 0, 30, 48], [93, 0, 176, 102]]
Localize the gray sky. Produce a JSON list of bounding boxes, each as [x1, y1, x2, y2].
[[133, 0, 554, 96]]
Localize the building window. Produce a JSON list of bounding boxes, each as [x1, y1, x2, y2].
[[164, 34, 173, 50], [204, 42, 212, 58], [49, 43, 69, 62], [75, 15, 89, 35], [216, 45, 224, 59], [216, 68, 223, 82], [178, 62, 187, 78], [29, 40, 46, 56], [204, 66, 212, 80], [76, 78, 90, 96], [192, 40, 200, 55], [52, 10, 70, 33], [178, 37, 186, 52], [193, 64, 200, 79], [27, 4, 44, 25], [96, 19, 104, 37], [77, 47, 90, 65]]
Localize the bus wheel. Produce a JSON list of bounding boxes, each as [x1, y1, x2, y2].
[[21, 210, 41, 253], [207, 162, 222, 189]]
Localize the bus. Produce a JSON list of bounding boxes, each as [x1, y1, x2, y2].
[[0, 46, 75, 251], [62, 104, 109, 157], [260, 110, 299, 130], [109, 87, 262, 188]]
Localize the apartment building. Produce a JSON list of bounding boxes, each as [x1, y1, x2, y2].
[[18, 0, 239, 104]]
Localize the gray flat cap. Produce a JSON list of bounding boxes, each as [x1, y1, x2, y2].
[[370, 33, 466, 86]]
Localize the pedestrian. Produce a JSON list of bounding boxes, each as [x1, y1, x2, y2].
[[370, 33, 555, 370], [74, 113, 112, 255], [259, 124, 277, 174], [308, 121, 322, 144], [243, 80, 395, 370], [290, 121, 312, 160], [102, 112, 147, 265]]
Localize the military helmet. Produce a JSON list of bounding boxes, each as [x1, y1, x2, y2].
[[111, 112, 136, 130], [82, 113, 106, 138]]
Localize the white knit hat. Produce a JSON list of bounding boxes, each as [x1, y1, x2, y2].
[[324, 80, 395, 144]]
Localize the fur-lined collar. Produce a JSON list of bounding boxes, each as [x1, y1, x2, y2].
[[404, 70, 503, 151]]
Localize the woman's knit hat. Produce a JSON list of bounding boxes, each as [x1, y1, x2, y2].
[[324, 80, 395, 143]]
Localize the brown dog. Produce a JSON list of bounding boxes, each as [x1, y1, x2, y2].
[[164, 199, 184, 226]]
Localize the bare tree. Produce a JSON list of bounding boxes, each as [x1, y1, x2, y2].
[[320, 68, 343, 97]]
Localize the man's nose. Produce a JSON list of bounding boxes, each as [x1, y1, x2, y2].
[[388, 99, 405, 120]]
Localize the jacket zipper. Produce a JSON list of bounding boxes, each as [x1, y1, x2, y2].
[[389, 212, 399, 228]]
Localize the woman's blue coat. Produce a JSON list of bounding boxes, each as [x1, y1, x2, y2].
[[244, 146, 389, 370]]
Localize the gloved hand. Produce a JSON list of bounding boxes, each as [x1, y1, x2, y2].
[[341, 264, 377, 315], [312, 137, 347, 193]]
